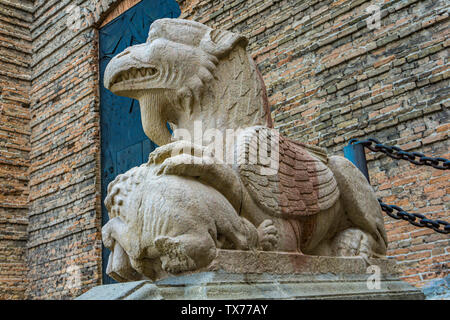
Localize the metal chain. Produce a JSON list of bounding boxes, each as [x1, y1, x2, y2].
[[347, 138, 449, 235], [378, 199, 449, 234], [350, 138, 450, 170]]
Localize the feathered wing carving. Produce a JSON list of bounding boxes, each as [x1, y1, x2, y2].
[[237, 127, 340, 219]]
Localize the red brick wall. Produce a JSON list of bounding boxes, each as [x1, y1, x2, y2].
[[1, 0, 152, 300], [25, 0, 146, 300], [0, 0, 33, 300], [179, 0, 449, 287], [25, 0, 106, 299]]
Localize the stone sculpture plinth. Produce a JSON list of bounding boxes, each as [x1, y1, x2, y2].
[[77, 250, 424, 300]]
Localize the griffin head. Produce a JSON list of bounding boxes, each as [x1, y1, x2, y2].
[[104, 18, 249, 146]]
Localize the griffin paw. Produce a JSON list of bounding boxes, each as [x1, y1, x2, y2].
[[257, 219, 279, 251], [156, 153, 218, 176], [148, 140, 211, 166], [332, 228, 376, 259]]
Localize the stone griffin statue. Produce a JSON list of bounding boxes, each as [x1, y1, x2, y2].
[[102, 18, 388, 282]]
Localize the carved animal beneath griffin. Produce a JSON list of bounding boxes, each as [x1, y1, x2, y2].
[[102, 18, 388, 281]]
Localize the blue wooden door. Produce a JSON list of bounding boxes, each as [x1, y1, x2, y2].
[[99, 0, 180, 284]]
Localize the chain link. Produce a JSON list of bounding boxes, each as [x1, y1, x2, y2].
[[347, 138, 449, 235], [378, 199, 449, 234], [351, 138, 450, 170]]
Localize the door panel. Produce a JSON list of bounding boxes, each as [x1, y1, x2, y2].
[[99, 0, 180, 284]]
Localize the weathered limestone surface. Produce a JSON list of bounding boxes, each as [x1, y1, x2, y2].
[[77, 250, 425, 300]]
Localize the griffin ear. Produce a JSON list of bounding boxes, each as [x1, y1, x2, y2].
[[200, 28, 249, 59]]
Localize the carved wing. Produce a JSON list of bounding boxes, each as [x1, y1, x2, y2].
[[237, 127, 340, 219]]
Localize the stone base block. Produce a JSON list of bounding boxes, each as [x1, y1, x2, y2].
[[77, 250, 424, 300]]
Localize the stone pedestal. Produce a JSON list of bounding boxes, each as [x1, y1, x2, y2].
[[77, 250, 424, 300]]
